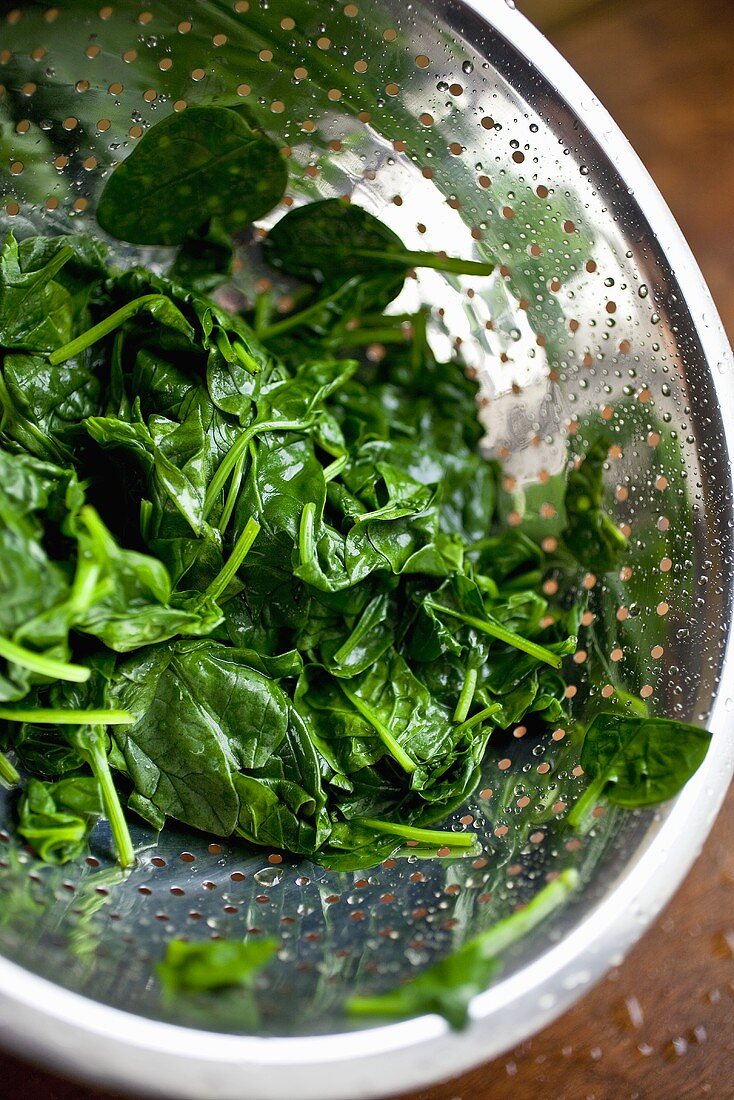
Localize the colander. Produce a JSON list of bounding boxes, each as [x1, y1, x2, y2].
[[0, 2, 732, 1098]]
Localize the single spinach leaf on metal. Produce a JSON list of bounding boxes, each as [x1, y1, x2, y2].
[[96, 107, 287, 246], [567, 712, 712, 830]]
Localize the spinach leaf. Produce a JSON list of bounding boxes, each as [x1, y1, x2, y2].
[[17, 776, 102, 864], [235, 709, 331, 855], [0, 231, 75, 351], [106, 641, 290, 835], [263, 199, 495, 285], [567, 712, 712, 830], [157, 936, 277, 996], [96, 107, 287, 246]]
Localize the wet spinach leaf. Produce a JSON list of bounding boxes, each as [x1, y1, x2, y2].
[[567, 712, 712, 830], [96, 107, 287, 246]]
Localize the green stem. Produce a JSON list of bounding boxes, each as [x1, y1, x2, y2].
[[323, 454, 347, 482], [332, 595, 385, 665], [253, 290, 273, 336], [566, 774, 607, 831], [355, 817, 477, 848], [353, 502, 404, 524], [83, 728, 135, 869], [473, 868, 580, 959], [48, 294, 169, 366], [259, 278, 361, 341], [299, 501, 317, 566], [204, 417, 314, 519], [352, 249, 495, 277], [259, 295, 336, 340], [425, 601, 563, 669], [0, 708, 135, 725], [453, 703, 501, 738], [218, 451, 247, 535], [0, 751, 20, 787], [0, 637, 90, 683], [340, 328, 412, 346], [453, 668, 478, 723], [338, 683, 417, 774], [204, 518, 260, 603]]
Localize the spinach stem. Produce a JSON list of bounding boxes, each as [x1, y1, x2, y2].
[[299, 502, 317, 568], [332, 595, 384, 665], [322, 454, 347, 482], [453, 704, 501, 737], [0, 751, 20, 787], [0, 636, 91, 683], [204, 518, 260, 603], [204, 417, 314, 519], [82, 727, 135, 869], [48, 295, 174, 366], [425, 600, 563, 669], [0, 708, 135, 725], [453, 668, 478, 723], [340, 328, 411, 346], [566, 774, 607, 831], [253, 290, 273, 336], [472, 868, 580, 958], [259, 294, 337, 340], [355, 817, 477, 848], [352, 249, 495, 277], [218, 451, 246, 535], [339, 683, 418, 774]]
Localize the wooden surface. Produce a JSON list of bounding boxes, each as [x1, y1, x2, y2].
[[4, 0, 733, 1097]]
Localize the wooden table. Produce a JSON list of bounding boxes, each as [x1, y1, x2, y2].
[[5, 0, 733, 1096]]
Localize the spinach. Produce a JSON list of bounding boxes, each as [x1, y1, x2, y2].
[[263, 198, 495, 283], [562, 433, 628, 571], [567, 713, 712, 831], [0, 108, 710, 908], [17, 776, 102, 864], [96, 107, 287, 246], [348, 869, 579, 1028], [157, 937, 278, 996]]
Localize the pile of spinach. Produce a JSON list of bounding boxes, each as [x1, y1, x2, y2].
[[0, 105, 710, 885]]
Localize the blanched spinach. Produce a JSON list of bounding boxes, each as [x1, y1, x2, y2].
[[0, 107, 710, 899], [96, 107, 287, 246], [567, 712, 712, 831]]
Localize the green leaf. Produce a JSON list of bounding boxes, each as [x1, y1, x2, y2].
[[567, 712, 712, 830], [157, 936, 278, 996], [97, 107, 287, 246], [106, 641, 290, 835], [17, 776, 102, 864], [263, 199, 495, 288]]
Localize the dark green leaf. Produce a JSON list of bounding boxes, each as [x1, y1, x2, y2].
[[97, 107, 287, 246]]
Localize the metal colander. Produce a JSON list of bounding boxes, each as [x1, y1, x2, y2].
[[0, 2, 732, 1097]]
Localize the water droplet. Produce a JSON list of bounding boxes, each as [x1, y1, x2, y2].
[[253, 866, 284, 887]]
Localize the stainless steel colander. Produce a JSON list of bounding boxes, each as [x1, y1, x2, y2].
[[0, 2, 732, 1098]]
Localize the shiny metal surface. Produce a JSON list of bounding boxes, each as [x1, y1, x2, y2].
[[0, 1, 732, 1097]]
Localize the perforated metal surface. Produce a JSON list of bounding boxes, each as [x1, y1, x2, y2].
[[0, 2, 732, 1098]]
